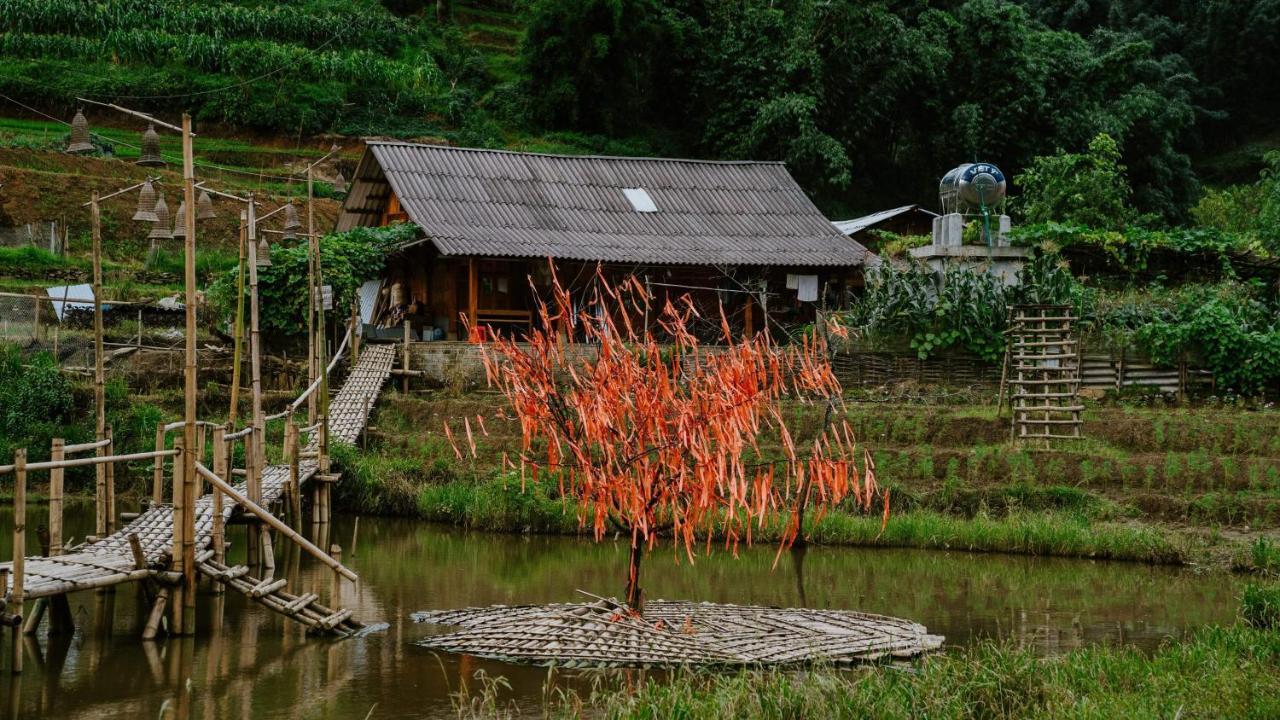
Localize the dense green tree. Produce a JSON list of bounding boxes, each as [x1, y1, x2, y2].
[[519, 0, 690, 133], [1016, 133, 1137, 228], [517, 0, 1200, 220]]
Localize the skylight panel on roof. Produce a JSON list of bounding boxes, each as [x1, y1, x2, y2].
[[623, 187, 657, 213]]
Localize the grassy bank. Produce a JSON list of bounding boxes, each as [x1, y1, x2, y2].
[[530, 625, 1280, 719], [403, 475, 1192, 565], [329, 393, 1280, 570]]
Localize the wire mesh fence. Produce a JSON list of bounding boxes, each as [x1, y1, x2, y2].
[[0, 291, 187, 366]]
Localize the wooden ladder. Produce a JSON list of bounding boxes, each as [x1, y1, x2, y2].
[[197, 551, 363, 636]]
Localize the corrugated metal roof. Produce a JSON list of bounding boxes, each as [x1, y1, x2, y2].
[[334, 141, 872, 267], [832, 205, 937, 236]]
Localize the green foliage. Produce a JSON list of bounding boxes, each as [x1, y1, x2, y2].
[[519, 0, 687, 134], [848, 262, 1008, 362], [207, 223, 415, 340], [0, 0, 468, 135], [0, 345, 76, 458], [0, 246, 79, 275], [1011, 222, 1264, 277], [1016, 133, 1138, 228], [517, 0, 1201, 219], [1103, 282, 1280, 396], [1192, 152, 1280, 256], [849, 253, 1091, 363]]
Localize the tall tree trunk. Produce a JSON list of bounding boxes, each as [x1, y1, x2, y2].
[[625, 540, 644, 613]]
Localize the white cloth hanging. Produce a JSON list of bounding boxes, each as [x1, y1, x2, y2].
[[796, 275, 819, 302]]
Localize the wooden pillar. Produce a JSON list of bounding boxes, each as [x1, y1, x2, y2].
[[49, 438, 64, 556], [467, 257, 478, 340], [104, 426, 115, 536], [152, 421, 166, 506], [11, 449, 26, 674], [743, 293, 754, 339]]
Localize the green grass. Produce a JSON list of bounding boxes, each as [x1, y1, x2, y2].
[[398, 475, 1192, 565], [1244, 582, 1280, 630], [533, 626, 1280, 720]]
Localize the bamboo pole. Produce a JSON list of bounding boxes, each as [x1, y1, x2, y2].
[[193, 462, 358, 582], [310, 168, 330, 422], [351, 297, 361, 364], [211, 425, 227, 594], [142, 588, 169, 641], [11, 449, 26, 674], [91, 191, 106, 539], [49, 439, 64, 556], [286, 420, 301, 523], [104, 425, 115, 536], [180, 114, 199, 637], [152, 421, 166, 505], [329, 544, 343, 608], [229, 211, 248, 425], [0, 449, 178, 475], [402, 319, 410, 393], [170, 437, 185, 635], [246, 199, 266, 491]]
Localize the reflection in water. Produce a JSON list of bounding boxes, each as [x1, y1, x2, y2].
[[0, 504, 1244, 719]]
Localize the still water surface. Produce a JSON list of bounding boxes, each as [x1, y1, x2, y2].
[[0, 503, 1243, 718]]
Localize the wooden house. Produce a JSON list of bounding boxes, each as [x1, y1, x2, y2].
[[335, 141, 875, 341]]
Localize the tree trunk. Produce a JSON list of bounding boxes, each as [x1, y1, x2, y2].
[[625, 540, 644, 613], [791, 399, 835, 548]]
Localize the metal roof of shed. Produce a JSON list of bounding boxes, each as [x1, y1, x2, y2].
[[335, 141, 873, 267], [832, 205, 938, 236]]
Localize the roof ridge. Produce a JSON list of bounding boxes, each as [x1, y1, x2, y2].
[[362, 138, 787, 166]]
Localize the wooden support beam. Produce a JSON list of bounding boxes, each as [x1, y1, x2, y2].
[[193, 462, 358, 582], [467, 257, 478, 340]]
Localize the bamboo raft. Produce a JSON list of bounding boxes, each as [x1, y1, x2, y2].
[[0, 345, 396, 631], [413, 596, 944, 667]]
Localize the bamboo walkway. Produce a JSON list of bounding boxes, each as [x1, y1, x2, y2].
[[0, 345, 396, 620]]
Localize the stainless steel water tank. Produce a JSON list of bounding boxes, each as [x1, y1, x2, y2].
[[939, 162, 1006, 211]]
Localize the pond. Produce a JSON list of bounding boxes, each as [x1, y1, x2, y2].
[[0, 502, 1244, 719]]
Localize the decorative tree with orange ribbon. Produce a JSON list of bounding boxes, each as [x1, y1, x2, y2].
[[453, 266, 886, 612]]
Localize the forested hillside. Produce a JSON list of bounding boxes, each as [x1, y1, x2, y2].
[[0, 0, 1277, 221]]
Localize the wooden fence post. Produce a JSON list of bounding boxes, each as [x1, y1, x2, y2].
[[10, 449, 26, 674], [49, 438, 64, 556]]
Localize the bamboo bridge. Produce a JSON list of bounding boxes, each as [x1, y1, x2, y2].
[[0, 338, 398, 672]]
